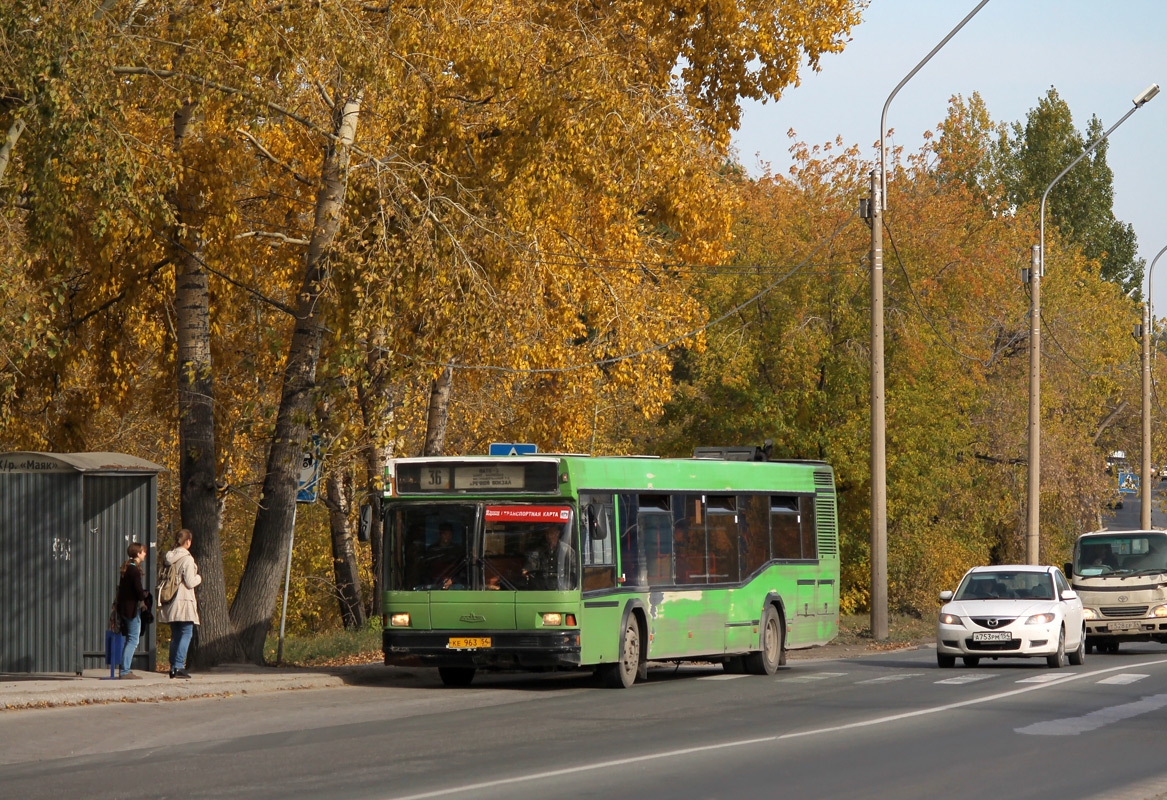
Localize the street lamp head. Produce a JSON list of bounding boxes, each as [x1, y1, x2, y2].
[[1134, 83, 1160, 107]]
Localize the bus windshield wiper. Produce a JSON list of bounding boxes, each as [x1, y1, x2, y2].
[[1122, 567, 1167, 579]]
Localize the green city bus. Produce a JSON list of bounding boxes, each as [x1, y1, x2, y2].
[[381, 448, 839, 688]]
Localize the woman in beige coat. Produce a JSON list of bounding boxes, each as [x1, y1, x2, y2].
[[157, 528, 201, 679]]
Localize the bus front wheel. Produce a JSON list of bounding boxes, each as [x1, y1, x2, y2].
[[438, 666, 476, 687], [745, 606, 784, 676], [599, 616, 642, 689]]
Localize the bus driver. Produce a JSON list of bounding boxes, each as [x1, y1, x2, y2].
[[522, 526, 578, 590]]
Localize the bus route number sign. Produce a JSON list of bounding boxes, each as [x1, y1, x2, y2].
[[422, 467, 451, 490]]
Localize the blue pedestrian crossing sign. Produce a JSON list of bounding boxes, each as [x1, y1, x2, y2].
[[489, 443, 538, 456], [297, 438, 323, 503]]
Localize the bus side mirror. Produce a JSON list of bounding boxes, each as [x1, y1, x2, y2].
[[358, 504, 372, 543], [1063, 562, 1073, 578], [587, 504, 607, 540]]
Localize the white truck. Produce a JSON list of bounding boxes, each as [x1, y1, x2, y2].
[[1066, 529, 1167, 653]]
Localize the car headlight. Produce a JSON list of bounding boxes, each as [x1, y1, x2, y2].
[[939, 612, 962, 625], [1026, 612, 1056, 625], [1151, 605, 1167, 618], [1082, 608, 1097, 620]]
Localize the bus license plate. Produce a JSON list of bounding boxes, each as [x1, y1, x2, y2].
[[448, 637, 491, 649], [971, 631, 1012, 642], [1108, 621, 1139, 631]]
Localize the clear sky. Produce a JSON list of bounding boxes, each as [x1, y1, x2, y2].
[[732, 0, 1167, 313]]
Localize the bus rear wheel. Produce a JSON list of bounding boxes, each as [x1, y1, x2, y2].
[[438, 666, 476, 687], [599, 616, 641, 689], [744, 606, 784, 676]]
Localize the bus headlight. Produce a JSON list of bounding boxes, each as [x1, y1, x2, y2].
[[541, 613, 563, 626], [1083, 608, 1098, 620], [1151, 604, 1167, 618], [390, 613, 411, 627]]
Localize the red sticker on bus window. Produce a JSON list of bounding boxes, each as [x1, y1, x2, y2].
[[485, 506, 572, 522]]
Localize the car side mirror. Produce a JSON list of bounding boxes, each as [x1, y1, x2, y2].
[[939, 590, 953, 602], [1061, 589, 1077, 601]]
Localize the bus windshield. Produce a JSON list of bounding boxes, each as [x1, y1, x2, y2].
[[1074, 533, 1167, 577], [387, 503, 577, 591]]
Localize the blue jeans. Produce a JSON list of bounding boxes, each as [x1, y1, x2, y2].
[[119, 612, 140, 674], [169, 621, 194, 671]]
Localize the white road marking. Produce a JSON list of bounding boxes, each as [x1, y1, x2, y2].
[[1097, 673, 1150, 685], [697, 674, 750, 681], [785, 672, 847, 682], [388, 657, 1167, 800], [1015, 673, 1073, 684], [857, 673, 923, 684], [935, 674, 995, 685], [1016, 693, 1167, 736]]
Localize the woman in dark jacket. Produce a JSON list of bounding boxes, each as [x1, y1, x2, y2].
[[116, 542, 149, 679]]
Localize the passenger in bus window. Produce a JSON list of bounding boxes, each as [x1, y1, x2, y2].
[[523, 526, 577, 590]]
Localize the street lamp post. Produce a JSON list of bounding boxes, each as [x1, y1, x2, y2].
[[1026, 83, 1159, 564], [1141, 245, 1167, 530], [867, 0, 988, 640]]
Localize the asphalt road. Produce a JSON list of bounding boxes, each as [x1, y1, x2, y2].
[[5, 491, 1164, 799], [4, 642, 1167, 800]]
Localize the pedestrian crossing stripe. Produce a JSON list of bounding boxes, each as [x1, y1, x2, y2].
[[1096, 673, 1150, 685]]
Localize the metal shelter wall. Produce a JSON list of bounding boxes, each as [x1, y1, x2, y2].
[[81, 474, 158, 672], [0, 453, 162, 674], [0, 470, 83, 672]]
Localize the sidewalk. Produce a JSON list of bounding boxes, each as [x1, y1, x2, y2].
[[0, 663, 387, 711]]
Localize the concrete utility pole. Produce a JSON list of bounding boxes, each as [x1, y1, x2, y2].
[[1027, 83, 1159, 564], [1141, 245, 1167, 530], [868, 0, 988, 641], [868, 171, 887, 641]]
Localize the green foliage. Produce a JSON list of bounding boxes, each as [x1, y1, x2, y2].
[[994, 88, 1144, 296]]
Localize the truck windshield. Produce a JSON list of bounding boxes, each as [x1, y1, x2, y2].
[[1074, 534, 1167, 576], [386, 503, 578, 591]]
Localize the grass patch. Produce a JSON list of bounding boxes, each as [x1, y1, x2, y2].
[[838, 613, 933, 646], [263, 621, 383, 667]]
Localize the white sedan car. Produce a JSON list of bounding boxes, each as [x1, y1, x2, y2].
[[936, 565, 1085, 668]]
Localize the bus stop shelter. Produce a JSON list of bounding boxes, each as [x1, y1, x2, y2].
[[0, 452, 164, 674]]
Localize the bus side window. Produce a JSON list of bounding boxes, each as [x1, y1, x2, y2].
[[674, 494, 706, 584], [617, 494, 646, 588], [638, 494, 672, 586], [771, 496, 800, 559], [580, 493, 617, 593], [799, 496, 817, 560], [706, 495, 739, 583], [739, 495, 769, 577]]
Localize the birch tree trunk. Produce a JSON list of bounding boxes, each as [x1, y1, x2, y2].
[[229, 91, 362, 663], [422, 364, 453, 456], [323, 469, 366, 629], [358, 340, 394, 618], [170, 99, 244, 666]]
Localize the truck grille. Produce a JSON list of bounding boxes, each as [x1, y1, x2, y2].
[[1101, 606, 1148, 618]]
